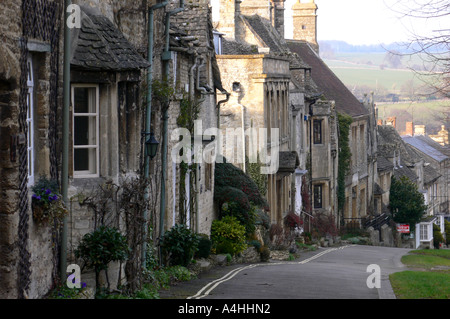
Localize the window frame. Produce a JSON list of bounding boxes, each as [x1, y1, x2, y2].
[[313, 184, 323, 209], [313, 119, 322, 144], [420, 223, 431, 241], [71, 84, 100, 178]]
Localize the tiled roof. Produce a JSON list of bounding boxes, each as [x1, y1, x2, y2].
[[71, 6, 150, 71], [235, 14, 310, 70], [402, 135, 449, 163], [286, 40, 369, 118], [377, 125, 422, 166], [222, 38, 259, 55], [393, 161, 418, 181], [374, 183, 385, 195], [377, 156, 394, 172], [423, 165, 441, 185], [243, 15, 287, 54]]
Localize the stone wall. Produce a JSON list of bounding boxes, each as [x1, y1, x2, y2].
[[0, 0, 63, 299]]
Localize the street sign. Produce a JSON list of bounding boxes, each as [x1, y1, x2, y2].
[[397, 224, 410, 233]]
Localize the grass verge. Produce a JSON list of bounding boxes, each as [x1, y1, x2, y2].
[[389, 249, 450, 299]]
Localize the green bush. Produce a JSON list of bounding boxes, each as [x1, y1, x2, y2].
[[433, 224, 445, 249], [161, 224, 199, 266], [195, 234, 212, 259], [211, 216, 247, 256], [75, 226, 129, 291], [445, 220, 450, 245], [75, 226, 129, 271], [220, 202, 258, 236], [260, 245, 271, 262], [248, 239, 262, 252]]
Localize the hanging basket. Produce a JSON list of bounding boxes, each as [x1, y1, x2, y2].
[[32, 200, 51, 224]]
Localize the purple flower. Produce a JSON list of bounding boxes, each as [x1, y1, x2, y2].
[[45, 189, 52, 195], [33, 194, 41, 200], [81, 282, 87, 288]]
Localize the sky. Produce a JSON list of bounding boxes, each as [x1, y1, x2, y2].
[[284, 0, 448, 46]]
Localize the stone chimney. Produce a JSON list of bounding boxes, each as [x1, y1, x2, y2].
[[292, 0, 318, 52], [272, 0, 286, 37], [216, 0, 240, 40], [386, 116, 396, 128], [240, 0, 272, 20], [415, 125, 426, 135], [405, 122, 413, 136]]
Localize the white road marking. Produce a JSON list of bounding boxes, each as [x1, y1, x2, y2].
[[187, 245, 354, 299]]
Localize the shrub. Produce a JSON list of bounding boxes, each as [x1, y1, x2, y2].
[[161, 224, 199, 267], [248, 239, 262, 252], [284, 211, 302, 229], [211, 216, 247, 256], [75, 226, 129, 290], [433, 224, 445, 249], [260, 245, 271, 262], [195, 234, 212, 259], [445, 220, 450, 245], [220, 202, 258, 236]]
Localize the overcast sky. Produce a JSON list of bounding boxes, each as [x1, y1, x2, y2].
[[285, 0, 447, 45]]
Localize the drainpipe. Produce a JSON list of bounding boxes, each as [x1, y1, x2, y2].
[[61, 0, 71, 282], [142, 0, 169, 268], [216, 91, 230, 129], [189, 57, 199, 231], [160, 0, 185, 243]]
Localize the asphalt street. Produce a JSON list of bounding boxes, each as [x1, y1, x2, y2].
[[159, 245, 411, 300]]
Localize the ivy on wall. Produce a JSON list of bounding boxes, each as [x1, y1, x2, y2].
[[337, 112, 353, 215]]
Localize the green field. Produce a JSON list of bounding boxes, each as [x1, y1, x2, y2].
[[323, 52, 440, 97], [377, 100, 449, 119], [376, 100, 449, 133], [329, 66, 420, 92]]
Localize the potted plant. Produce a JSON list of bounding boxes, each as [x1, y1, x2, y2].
[[31, 177, 68, 223]]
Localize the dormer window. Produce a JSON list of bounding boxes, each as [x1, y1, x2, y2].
[[213, 30, 224, 55]]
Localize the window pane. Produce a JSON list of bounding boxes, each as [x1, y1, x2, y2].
[[74, 116, 96, 146], [314, 185, 322, 208], [74, 148, 97, 174], [74, 87, 96, 113], [313, 120, 322, 144]]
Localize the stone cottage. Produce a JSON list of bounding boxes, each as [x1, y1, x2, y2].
[[286, 0, 378, 229], [212, 0, 304, 225], [402, 134, 450, 215], [0, 0, 225, 299], [0, 0, 64, 299]]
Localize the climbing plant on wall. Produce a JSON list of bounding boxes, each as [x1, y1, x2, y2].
[[337, 112, 353, 216], [177, 91, 202, 225]]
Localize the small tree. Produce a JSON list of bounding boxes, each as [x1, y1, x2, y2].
[[389, 176, 427, 232], [75, 226, 130, 293]]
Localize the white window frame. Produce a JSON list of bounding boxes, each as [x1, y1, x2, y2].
[[26, 56, 35, 186], [71, 84, 100, 178], [419, 223, 432, 242]]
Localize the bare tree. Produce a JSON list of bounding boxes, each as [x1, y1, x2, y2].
[[386, 0, 450, 97]]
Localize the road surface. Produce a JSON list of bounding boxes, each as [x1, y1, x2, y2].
[[160, 245, 411, 300]]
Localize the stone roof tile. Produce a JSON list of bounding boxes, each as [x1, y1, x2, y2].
[[71, 6, 150, 71], [286, 40, 369, 118]]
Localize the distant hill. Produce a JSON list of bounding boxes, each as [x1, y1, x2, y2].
[[318, 40, 420, 55]]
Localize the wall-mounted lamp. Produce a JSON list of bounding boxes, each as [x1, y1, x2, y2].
[[145, 132, 159, 159]]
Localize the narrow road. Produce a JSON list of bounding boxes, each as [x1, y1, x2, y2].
[[160, 245, 411, 299]]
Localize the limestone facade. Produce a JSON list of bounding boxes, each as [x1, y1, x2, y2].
[[0, 0, 224, 298]]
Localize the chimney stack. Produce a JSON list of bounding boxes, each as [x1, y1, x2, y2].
[[291, 0, 318, 52]]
